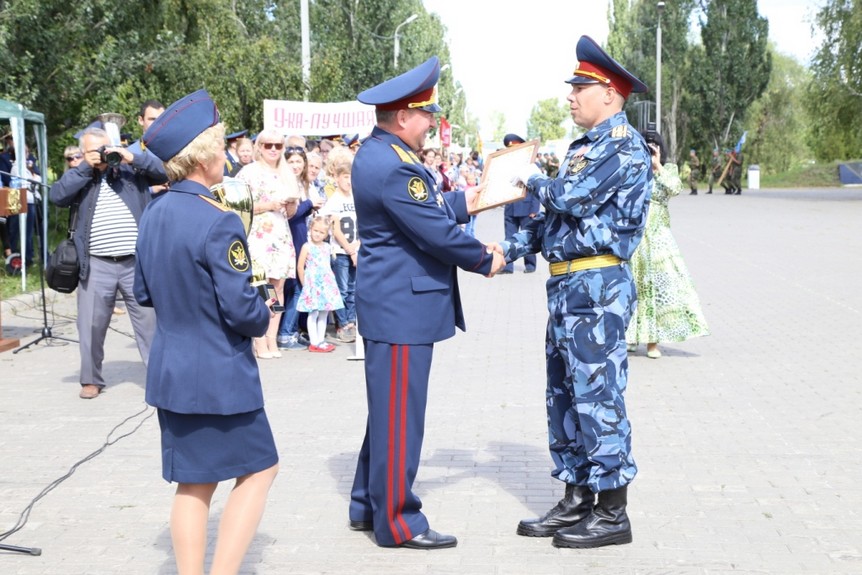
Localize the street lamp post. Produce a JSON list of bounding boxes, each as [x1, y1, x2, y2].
[[393, 14, 419, 70], [656, 1, 665, 133]]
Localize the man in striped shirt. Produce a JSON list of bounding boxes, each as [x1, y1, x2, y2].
[[50, 126, 167, 399]]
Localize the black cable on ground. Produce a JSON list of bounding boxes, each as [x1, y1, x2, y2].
[[0, 404, 155, 548]]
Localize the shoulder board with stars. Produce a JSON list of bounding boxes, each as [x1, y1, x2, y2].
[[390, 144, 416, 165], [199, 195, 230, 211], [611, 125, 629, 138]]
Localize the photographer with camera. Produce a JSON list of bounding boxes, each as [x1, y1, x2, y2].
[[49, 126, 167, 400]]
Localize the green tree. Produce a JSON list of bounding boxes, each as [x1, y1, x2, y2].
[[489, 111, 507, 142], [688, 0, 771, 152], [526, 98, 567, 143], [607, 0, 697, 163], [744, 49, 812, 174], [805, 0, 862, 161]]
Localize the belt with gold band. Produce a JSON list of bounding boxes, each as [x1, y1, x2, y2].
[[549, 254, 622, 276]]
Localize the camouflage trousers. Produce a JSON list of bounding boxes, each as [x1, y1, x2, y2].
[[544, 264, 638, 492]]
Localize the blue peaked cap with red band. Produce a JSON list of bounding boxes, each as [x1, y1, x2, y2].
[[503, 133, 526, 148], [566, 36, 647, 99], [358, 56, 442, 113], [143, 89, 220, 161]]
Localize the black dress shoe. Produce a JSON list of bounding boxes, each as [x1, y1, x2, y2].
[[398, 528, 457, 549], [348, 520, 372, 531], [498, 269, 513, 274], [524, 268, 536, 274]]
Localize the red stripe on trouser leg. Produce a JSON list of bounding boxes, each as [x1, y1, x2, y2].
[[386, 344, 402, 544], [396, 345, 412, 540]]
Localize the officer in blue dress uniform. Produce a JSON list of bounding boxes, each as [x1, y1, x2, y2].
[[134, 90, 279, 573], [499, 36, 652, 549], [224, 128, 248, 176], [349, 56, 506, 550], [500, 133, 541, 273]]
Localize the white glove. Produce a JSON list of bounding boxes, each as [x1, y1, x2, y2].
[[510, 162, 541, 187]]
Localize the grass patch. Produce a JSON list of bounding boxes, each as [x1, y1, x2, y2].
[[1, 264, 43, 301], [759, 161, 846, 188]]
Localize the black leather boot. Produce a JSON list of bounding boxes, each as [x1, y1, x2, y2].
[[516, 484, 594, 537], [552, 486, 632, 548]]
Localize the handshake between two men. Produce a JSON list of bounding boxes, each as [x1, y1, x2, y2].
[[464, 162, 543, 278]]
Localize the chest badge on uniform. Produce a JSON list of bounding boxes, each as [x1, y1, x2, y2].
[[228, 240, 250, 272], [569, 158, 589, 175], [407, 177, 428, 202]]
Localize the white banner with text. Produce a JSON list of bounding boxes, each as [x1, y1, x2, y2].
[[263, 100, 376, 137]]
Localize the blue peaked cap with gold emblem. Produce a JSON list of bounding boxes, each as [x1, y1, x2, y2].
[[142, 89, 220, 161], [566, 36, 647, 99], [357, 56, 442, 113]]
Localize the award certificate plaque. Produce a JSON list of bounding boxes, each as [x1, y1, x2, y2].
[[474, 139, 540, 212]]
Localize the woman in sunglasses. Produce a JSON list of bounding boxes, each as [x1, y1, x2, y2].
[[63, 146, 84, 171], [236, 128, 300, 359]]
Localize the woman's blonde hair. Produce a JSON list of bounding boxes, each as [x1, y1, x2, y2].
[[163, 123, 225, 181], [253, 127, 295, 183]]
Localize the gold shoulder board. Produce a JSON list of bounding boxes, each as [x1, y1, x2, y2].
[[199, 195, 230, 212], [390, 144, 415, 164]]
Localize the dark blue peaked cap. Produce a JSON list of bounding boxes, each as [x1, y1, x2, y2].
[[566, 36, 647, 99], [142, 89, 220, 161], [358, 56, 442, 113], [226, 129, 248, 141], [503, 133, 526, 148]]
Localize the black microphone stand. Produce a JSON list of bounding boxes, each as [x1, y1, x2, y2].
[[0, 175, 79, 354]]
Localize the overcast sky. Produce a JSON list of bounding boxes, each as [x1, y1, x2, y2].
[[421, 0, 825, 139]]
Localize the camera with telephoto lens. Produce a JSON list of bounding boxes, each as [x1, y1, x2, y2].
[[97, 145, 123, 167]]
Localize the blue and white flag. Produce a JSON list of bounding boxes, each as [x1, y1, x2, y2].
[[735, 131, 747, 153]]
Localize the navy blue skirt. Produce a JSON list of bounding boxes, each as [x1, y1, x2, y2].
[[157, 408, 278, 484]]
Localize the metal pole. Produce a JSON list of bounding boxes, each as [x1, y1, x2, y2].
[[393, 14, 418, 70], [301, 0, 310, 101], [656, 2, 665, 134]]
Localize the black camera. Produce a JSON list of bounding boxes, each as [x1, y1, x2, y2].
[[97, 145, 123, 167]]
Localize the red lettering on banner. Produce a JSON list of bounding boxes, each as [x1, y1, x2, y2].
[[310, 113, 329, 130], [272, 106, 286, 129], [285, 113, 304, 129]]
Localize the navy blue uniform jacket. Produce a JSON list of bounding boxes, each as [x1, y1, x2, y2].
[[134, 180, 270, 415], [353, 126, 494, 345]]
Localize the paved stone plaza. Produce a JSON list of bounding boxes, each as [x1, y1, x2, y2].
[[1, 187, 861, 574]]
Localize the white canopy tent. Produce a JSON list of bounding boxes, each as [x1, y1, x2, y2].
[[0, 99, 49, 290]]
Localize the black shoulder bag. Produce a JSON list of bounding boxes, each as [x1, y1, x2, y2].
[[46, 205, 81, 293]]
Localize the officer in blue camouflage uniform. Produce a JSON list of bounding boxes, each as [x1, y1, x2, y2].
[[499, 36, 652, 549], [348, 56, 506, 550]]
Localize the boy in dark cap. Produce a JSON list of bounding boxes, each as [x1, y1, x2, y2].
[[497, 35, 653, 549], [348, 55, 506, 550]]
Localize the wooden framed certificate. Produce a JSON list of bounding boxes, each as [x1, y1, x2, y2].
[[474, 139, 540, 213]]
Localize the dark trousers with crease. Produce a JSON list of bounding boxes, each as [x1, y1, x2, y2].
[[350, 339, 433, 546]]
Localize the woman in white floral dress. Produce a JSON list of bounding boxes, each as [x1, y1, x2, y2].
[[237, 129, 299, 358], [626, 131, 709, 358]]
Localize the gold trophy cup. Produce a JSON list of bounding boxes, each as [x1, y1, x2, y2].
[[210, 177, 283, 311]]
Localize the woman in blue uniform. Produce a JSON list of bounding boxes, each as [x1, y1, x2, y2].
[[134, 90, 279, 575]]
